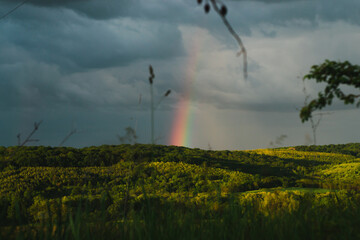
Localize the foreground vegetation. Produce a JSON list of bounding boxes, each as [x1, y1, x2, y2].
[[1, 143, 360, 239]]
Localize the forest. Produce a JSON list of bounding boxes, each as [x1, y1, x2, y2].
[[1, 143, 360, 239]]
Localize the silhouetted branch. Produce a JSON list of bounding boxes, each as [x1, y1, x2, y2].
[[0, 0, 30, 21], [301, 80, 332, 145], [18, 120, 42, 147], [208, 0, 248, 79], [155, 89, 171, 109], [59, 128, 77, 147], [308, 112, 331, 145], [149, 65, 155, 144], [16, 134, 21, 146], [148, 65, 171, 144], [134, 94, 142, 133]]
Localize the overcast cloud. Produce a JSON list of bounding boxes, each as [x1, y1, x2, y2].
[[0, 0, 359, 149]]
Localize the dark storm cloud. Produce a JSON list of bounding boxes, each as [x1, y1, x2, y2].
[[26, 0, 139, 20], [2, 0, 359, 27], [226, 0, 359, 28], [0, 0, 359, 149], [211, 0, 360, 43], [1, 0, 358, 108], [316, 0, 360, 25], [0, 5, 185, 72], [0, 0, 187, 119], [229, 0, 305, 3], [1, 0, 194, 21]]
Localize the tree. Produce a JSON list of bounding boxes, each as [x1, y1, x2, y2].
[[269, 134, 287, 148], [118, 126, 138, 145], [300, 60, 360, 123], [301, 80, 331, 145]]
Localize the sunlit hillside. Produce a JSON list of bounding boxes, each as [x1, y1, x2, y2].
[[1, 143, 360, 239]]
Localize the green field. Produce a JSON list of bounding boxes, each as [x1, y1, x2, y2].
[[1, 143, 360, 239]]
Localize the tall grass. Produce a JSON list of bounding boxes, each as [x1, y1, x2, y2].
[[2, 191, 360, 240]]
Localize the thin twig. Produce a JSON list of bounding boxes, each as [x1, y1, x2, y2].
[[155, 90, 171, 110], [209, 0, 247, 79], [301, 81, 332, 145], [134, 94, 142, 134], [59, 128, 77, 147], [18, 120, 43, 147], [148, 65, 171, 144], [0, 0, 29, 21], [9, 120, 42, 160]]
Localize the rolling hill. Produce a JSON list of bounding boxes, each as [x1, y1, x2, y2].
[[1, 143, 360, 239]]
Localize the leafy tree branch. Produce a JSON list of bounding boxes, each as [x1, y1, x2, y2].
[[300, 60, 360, 123]]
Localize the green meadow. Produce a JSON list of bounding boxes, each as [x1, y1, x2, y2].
[[1, 143, 360, 239]]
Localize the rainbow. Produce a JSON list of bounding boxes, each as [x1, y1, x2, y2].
[[169, 36, 201, 147]]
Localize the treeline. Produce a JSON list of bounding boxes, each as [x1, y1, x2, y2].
[[1, 144, 352, 174], [295, 143, 360, 157]]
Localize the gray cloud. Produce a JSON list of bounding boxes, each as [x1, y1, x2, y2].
[[1, 0, 358, 112], [0, 5, 185, 72], [1, 0, 194, 21], [2, 0, 359, 27]]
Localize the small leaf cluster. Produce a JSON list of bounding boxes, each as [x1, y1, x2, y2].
[[197, 0, 227, 16]]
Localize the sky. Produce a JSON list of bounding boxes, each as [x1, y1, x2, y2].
[[0, 0, 360, 150]]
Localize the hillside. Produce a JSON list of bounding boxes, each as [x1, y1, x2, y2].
[[1, 143, 360, 239]]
